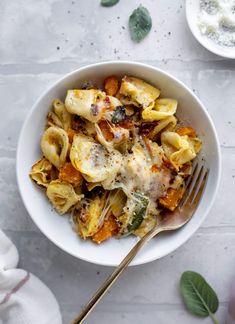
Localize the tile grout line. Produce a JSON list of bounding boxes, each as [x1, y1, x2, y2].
[[0, 59, 234, 75], [61, 301, 228, 312]]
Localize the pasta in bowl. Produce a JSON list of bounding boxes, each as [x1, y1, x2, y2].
[[30, 75, 202, 244], [17, 62, 221, 266]]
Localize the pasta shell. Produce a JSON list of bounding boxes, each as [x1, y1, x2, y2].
[[46, 180, 82, 214], [65, 89, 106, 122], [70, 134, 122, 183], [52, 99, 72, 131], [108, 96, 123, 109], [109, 189, 127, 217], [41, 126, 69, 169], [95, 122, 130, 151], [142, 99, 178, 121], [73, 193, 107, 239], [30, 157, 54, 187], [117, 76, 160, 108], [47, 111, 63, 129], [146, 116, 177, 140], [161, 131, 202, 169]]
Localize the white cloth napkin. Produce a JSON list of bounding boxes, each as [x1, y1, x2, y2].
[[0, 230, 62, 324]]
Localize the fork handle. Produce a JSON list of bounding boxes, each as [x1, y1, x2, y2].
[[72, 228, 161, 324]]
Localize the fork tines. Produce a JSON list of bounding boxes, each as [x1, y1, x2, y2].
[[179, 163, 209, 209]]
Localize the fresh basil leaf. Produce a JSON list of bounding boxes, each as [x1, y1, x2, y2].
[[101, 0, 119, 7], [127, 193, 149, 232], [180, 271, 219, 323], [129, 5, 152, 43], [111, 106, 126, 124]]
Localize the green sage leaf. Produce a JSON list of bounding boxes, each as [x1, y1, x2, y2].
[[129, 5, 152, 43], [101, 0, 119, 7], [111, 106, 126, 124], [180, 271, 219, 322], [127, 193, 149, 232]]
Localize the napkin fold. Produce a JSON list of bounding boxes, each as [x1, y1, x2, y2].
[[0, 230, 62, 324]]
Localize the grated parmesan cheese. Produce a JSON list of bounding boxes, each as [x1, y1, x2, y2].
[[198, 0, 235, 47]]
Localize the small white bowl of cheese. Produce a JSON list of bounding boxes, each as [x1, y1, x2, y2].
[[186, 0, 235, 59]]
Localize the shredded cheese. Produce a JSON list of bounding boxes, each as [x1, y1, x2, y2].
[[198, 0, 235, 47]]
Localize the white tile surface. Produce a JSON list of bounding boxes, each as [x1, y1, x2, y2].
[[0, 0, 235, 323]]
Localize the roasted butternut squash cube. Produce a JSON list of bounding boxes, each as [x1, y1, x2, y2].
[[59, 162, 83, 186], [104, 76, 119, 96], [176, 126, 196, 137], [159, 187, 184, 211], [92, 215, 119, 244], [67, 128, 77, 143]]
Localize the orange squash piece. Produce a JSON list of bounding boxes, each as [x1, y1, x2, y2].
[[98, 120, 114, 141], [59, 162, 83, 186], [92, 215, 119, 244], [159, 187, 184, 211], [151, 164, 159, 173], [104, 76, 119, 96], [176, 126, 196, 137], [67, 128, 77, 143]]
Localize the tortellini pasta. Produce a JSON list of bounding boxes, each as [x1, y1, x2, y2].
[[109, 189, 127, 217], [161, 131, 202, 169], [108, 95, 123, 109], [142, 99, 178, 121], [95, 122, 130, 151], [41, 126, 69, 169], [47, 99, 71, 131], [46, 180, 82, 214], [31, 74, 202, 244], [146, 116, 177, 140], [30, 157, 54, 187], [70, 134, 122, 183], [118, 76, 160, 108], [73, 194, 106, 239], [65, 89, 106, 122]]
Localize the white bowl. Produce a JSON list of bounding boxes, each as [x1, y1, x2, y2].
[[17, 61, 221, 266], [186, 0, 235, 59]]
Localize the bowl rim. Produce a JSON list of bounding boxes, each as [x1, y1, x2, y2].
[[185, 0, 235, 59], [16, 60, 222, 266]]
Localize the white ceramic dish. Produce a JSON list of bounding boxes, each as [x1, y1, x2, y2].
[[17, 61, 221, 266], [186, 0, 235, 59]]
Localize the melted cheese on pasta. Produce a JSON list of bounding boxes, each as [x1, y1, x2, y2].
[[70, 133, 122, 183], [111, 140, 171, 205], [31, 75, 202, 243]]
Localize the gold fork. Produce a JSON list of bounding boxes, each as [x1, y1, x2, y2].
[[73, 163, 209, 324]]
